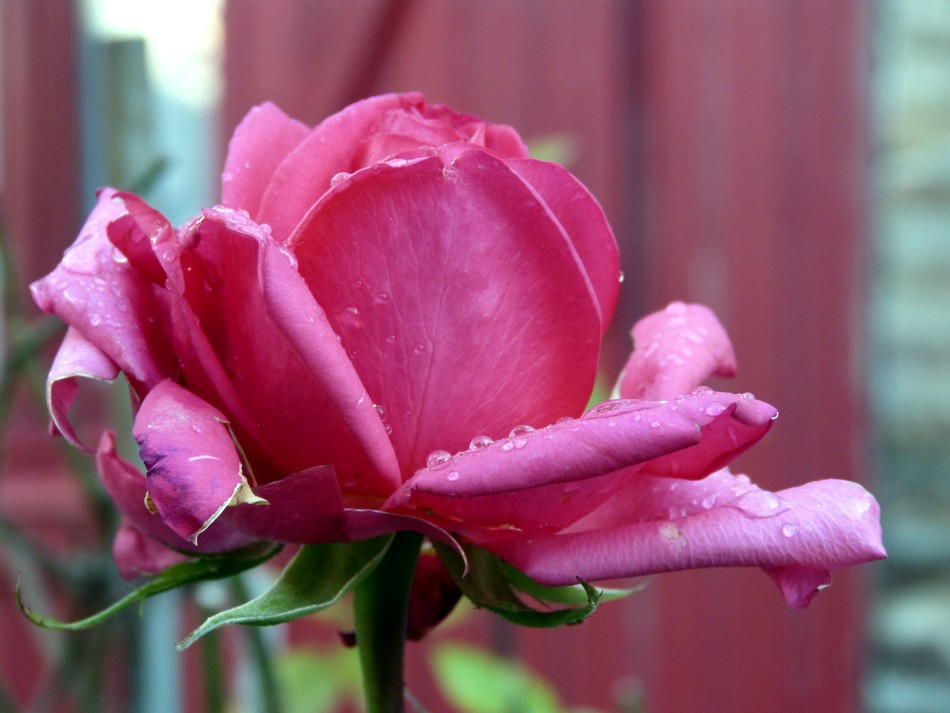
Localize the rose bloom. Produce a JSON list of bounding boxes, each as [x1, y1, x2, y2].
[[32, 93, 884, 622]]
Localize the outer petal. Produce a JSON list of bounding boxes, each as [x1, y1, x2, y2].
[[161, 206, 400, 493], [289, 149, 602, 473], [221, 102, 310, 219], [619, 302, 737, 400], [477, 469, 886, 608], [112, 521, 190, 579], [47, 328, 119, 450], [30, 188, 176, 393], [395, 389, 776, 500], [506, 158, 620, 331], [133, 380, 264, 543], [257, 93, 426, 240], [97, 430, 252, 555]]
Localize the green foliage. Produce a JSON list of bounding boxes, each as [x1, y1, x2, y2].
[[179, 536, 393, 648], [17, 542, 282, 631], [434, 542, 633, 628]]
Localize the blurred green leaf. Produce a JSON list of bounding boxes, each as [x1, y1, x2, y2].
[[431, 643, 563, 713], [178, 536, 393, 649], [17, 542, 281, 631]]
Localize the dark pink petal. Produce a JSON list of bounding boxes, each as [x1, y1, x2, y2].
[[406, 551, 462, 641], [506, 158, 620, 331], [97, 430, 252, 554], [221, 102, 310, 219], [619, 302, 737, 401], [133, 380, 264, 544], [30, 188, 176, 393], [289, 149, 602, 473], [258, 236, 402, 491], [393, 389, 776, 501], [112, 521, 190, 579], [47, 328, 119, 450], [257, 93, 425, 240], [477, 469, 886, 608]]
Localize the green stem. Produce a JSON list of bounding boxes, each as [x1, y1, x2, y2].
[[353, 531, 424, 713], [231, 575, 283, 713]]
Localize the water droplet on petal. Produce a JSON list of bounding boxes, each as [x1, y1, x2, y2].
[[426, 450, 451, 469], [341, 306, 363, 329], [650, 421, 661, 429], [781, 523, 798, 538], [741, 392, 755, 399], [509, 424, 535, 438], [618, 270, 625, 283], [331, 171, 351, 187], [469, 435, 494, 450], [702, 494, 718, 509], [705, 403, 726, 417], [501, 441, 515, 452], [89, 313, 102, 327], [446, 470, 460, 481], [731, 490, 790, 518], [413, 343, 426, 355], [513, 438, 528, 450]]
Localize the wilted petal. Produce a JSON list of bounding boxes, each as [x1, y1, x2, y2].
[[221, 102, 310, 219], [619, 302, 737, 401], [478, 470, 886, 608], [506, 158, 620, 331], [133, 380, 262, 544], [97, 430, 252, 555], [47, 328, 119, 450], [289, 149, 602, 473]]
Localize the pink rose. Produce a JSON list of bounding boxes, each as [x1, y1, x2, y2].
[[31, 93, 883, 611]]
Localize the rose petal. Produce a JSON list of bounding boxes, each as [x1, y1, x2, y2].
[[47, 328, 119, 450], [506, 158, 620, 331], [112, 521, 191, 579], [97, 430, 252, 553], [395, 389, 776, 501], [478, 470, 886, 608], [619, 302, 737, 400], [133, 380, 261, 543], [257, 92, 426, 240], [30, 188, 176, 392], [221, 102, 310, 219], [289, 149, 602, 473]]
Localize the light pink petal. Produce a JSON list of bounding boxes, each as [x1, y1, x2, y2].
[[478, 469, 886, 608], [394, 389, 776, 500], [221, 102, 310, 218], [506, 158, 620, 331], [289, 149, 602, 473], [132, 380, 258, 544], [619, 302, 737, 401], [30, 188, 176, 392], [97, 430, 252, 555], [257, 92, 425, 241], [47, 328, 119, 450]]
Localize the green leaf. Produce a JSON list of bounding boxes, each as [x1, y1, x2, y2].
[[431, 643, 563, 713], [433, 542, 604, 628], [178, 536, 393, 649], [500, 561, 645, 605], [17, 542, 282, 631]]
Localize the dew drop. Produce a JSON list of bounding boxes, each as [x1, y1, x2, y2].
[[730, 490, 790, 518], [650, 420, 661, 429], [385, 334, 397, 345], [781, 523, 798, 538], [741, 392, 755, 400], [446, 470, 460, 481], [701, 494, 718, 509], [513, 438, 528, 450], [426, 450, 451, 469], [705, 403, 726, 417], [374, 404, 386, 419], [501, 441, 515, 452], [469, 435, 494, 450], [413, 343, 426, 355], [586, 401, 622, 417], [509, 424, 535, 438], [330, 171, 351, 187], [341, 306, 363, 329], [618, 270, 625, 284], [89, 313, 102, 327]]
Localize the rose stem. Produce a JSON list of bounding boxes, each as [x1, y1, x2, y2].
[[353, 531, 424, 713]]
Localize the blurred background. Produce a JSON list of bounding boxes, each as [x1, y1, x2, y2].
[[0, 0, 946, 712]]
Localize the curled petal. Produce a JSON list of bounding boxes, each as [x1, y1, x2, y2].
[[47, 328, 119, 450], [619, 302, 737, 401], [478, 469, 886, 608], [133, 380, 262, 543], [395, 389, 776, 502], [112, 521, 190, 579], [30, 189, 176, 393]]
